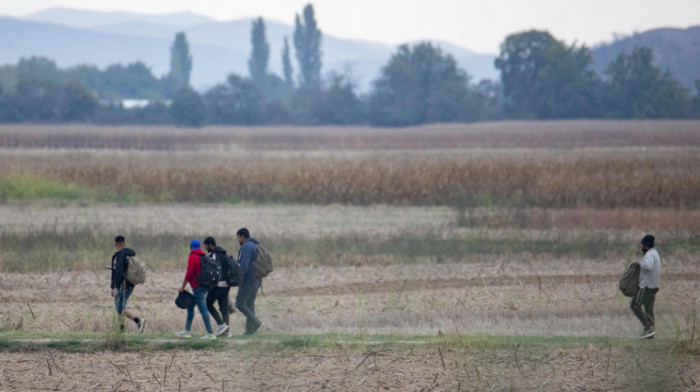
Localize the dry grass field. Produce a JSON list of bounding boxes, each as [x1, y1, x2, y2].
[[0, 121, 699, 390]]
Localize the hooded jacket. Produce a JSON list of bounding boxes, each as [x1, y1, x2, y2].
[[110, 248, 136, 289], [185, 248, 206, 290], [209, 246, 229, 284], [238, 238, 259, 285]]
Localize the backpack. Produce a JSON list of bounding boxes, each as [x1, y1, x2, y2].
[[198, 255, 221, 288], [619, 263, 640, 297], [124, 255, 146, 285], [253, 244, 273, 279], [224, 255, 241, 287]]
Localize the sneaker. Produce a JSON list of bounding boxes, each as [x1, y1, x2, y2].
[[252, 321, 265, 335], [137, 318, 146, 334], [175, 330, 191, 338], [640, 328, 656, 339], [200, 334, 217, 340], [215, 324, 229, 337]]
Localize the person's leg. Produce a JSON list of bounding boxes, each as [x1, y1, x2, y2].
[[642, 289, 657, 328], [236, 281, 261, 334], [246, 280, 259, 333], [115, 287, 134, 330], [194, 286, 214, 334], [185, 302, 195, 331], [206, 288, 224, 326], [218, 287, 230, 326], [630, 287, 651, 329]]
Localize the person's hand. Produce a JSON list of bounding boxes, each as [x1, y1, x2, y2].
[[110, 288, 115, 297], [179, 287, 184, 294]]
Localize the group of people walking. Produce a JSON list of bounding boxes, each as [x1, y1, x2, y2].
[[110, 231, 661, 340], [109, 228, 265, 340]]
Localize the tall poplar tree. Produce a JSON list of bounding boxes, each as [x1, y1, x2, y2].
[[248, 17, 270, 94], [168, 32, 192, 90], [293, 4, 322, 90], [282, 36, 294, 87]]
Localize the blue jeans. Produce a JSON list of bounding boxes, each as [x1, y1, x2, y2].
[[114, 287, 133, 315], [185, 286, 213, 334]]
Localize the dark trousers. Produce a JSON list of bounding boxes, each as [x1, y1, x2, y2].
[[206, 286, 230, 326], [630, 287, 658, 329], [236, 278, 261, 334]]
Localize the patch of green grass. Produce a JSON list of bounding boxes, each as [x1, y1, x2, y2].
[[0, 331, 692, 354], [0, 175, 96, 201], [0, 228, 697, 272]]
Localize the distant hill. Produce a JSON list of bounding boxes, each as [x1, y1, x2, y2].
[[25, 7, 213, 28], [1, 8, 498, 92], [591, 26, 700, 90]]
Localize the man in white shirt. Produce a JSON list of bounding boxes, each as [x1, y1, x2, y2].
[[631, 235, 661, 339]]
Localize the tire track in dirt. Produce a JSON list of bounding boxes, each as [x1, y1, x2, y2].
[[268, 272, 700, 297]]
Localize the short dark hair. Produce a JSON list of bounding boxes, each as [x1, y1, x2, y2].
[[203, 236, 216, 246], [236, 228, 250, 238], [115, 235, 125, 243]]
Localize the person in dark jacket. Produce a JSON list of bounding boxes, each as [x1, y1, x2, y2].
[[176, 239, 216, 340], [235, 228, 264, 335], [204, 236, 231, 337], [110, 235, 145, 333]]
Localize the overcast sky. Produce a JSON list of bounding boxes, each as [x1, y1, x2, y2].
[[1, 0, 699, 53]]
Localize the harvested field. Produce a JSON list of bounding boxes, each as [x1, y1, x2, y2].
[[1, 343, 697, 391]]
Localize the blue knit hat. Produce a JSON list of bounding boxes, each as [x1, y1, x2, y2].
[[190, 238, 201, 249]]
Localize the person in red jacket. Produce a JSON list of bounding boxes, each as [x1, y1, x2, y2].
[[175, 239, 216, 340]]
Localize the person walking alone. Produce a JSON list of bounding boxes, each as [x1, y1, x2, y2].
[[175, 239, 216, 340], [631, 235, 661, 339], [235, 228, 264, 335], [110, 235, 146, 333]]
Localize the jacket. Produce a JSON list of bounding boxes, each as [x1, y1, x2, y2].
[[111, 248, 136, 289], [639, 247, 661, 289], [238, 238, 259, 285], [185, 248, 206, 290]]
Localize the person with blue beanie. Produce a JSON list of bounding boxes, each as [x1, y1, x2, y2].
[[175, 238, 216, 340]]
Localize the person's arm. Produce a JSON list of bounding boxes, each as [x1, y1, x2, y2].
[[180, 257, 195, 293], [111, 254, 126, 292], [639, 252, 654, 271], [238, 244, 253, 276]]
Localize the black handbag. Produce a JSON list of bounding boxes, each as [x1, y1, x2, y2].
[[175, 290, 195, 309]]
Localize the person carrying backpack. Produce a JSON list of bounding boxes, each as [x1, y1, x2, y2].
[[110, 235, 146, 333], [203, 236, 231, 337], [631, 234, 661, 339], [175, 239, 216, 340], [235, 228, 265, 335]]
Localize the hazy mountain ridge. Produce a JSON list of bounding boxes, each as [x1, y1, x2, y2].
[[591, 26, 700, 89], [4, 8, 698, 92], [1, 8, 499, 91]]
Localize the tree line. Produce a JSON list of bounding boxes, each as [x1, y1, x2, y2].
[[1, 4, 699, 126]]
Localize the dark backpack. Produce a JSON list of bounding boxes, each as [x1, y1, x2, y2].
[[198, 255, 221, 288], [619, 263, 640, 297], [224, 255, 241, 287]]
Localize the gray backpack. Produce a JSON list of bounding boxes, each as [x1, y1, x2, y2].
[[125, 256, 147, 285], [619, 263, 640, 297], [253, 244, 273, 279]]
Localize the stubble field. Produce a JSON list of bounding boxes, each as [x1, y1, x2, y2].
[[0, 121, 698, 391]]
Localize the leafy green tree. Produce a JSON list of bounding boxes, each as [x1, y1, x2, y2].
[[102, 62, 163, 99], [204, 74, 264, 125], [248, 17, 270, 94], [14, 78, 62, 121], [316, 74, 365, 124], [170, 87, 205, 127], [293, 4, 322, 90], [17, 57, 64, 84], [368, 42, 472, 126], [59, 81, 97, 121], [495, 30, 599, 118], [167, 32, 193, 93], [603, 46, 691, 118], [282, 36, 294, 88]]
